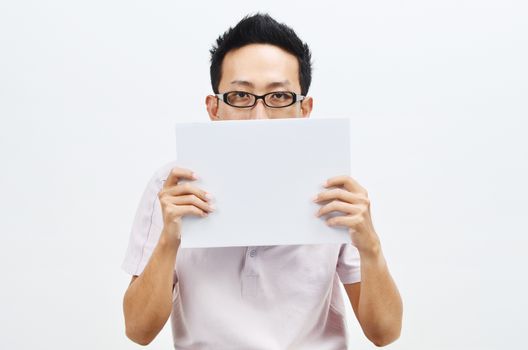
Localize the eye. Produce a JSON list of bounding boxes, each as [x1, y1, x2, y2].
[[226, 91, 254, 107], [268, 92, 294, 104]]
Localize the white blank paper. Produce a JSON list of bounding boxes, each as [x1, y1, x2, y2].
[[174, 117, 352, 248]]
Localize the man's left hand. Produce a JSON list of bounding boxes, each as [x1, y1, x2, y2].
[[314, 175, 381, 255]]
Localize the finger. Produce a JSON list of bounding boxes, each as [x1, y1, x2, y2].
[[163, 167, 197, 189], [327, 214, 363, 227], [314, 188, 368, 205], [168, 194, 214, 213], [171, 204, 208, 218], [316, 200, 363, 217], [160, 183, 212, 203], [324, 175, 366, 194]]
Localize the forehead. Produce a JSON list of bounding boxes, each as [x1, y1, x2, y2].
[[219, 43, 301, 92]]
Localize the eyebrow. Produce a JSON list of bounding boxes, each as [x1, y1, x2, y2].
[[229, 80, 291, 89]]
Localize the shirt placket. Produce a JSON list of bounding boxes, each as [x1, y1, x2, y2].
[[241, 246, 259, 298]]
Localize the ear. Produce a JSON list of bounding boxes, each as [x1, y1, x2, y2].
[[206, 95, 221, 120], [300, 96, 313, 117]]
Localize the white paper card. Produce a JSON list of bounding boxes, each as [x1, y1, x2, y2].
[[174, 117, 352, 248]]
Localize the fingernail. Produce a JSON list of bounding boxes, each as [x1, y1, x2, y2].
[[312, 195, 319, 202], [192, 172, 198, 180], [205, 193, 213, 201], [209, 205, 216, 211]]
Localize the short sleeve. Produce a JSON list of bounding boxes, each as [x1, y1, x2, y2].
[[336, 243, 361, 284], [121, 161, 178, 276]]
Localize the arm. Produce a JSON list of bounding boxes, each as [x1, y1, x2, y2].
[[315, 175, 403, 346], [123, 167, 214, 345], [344, 245, 402, 347], [123, 232, 179, 345]]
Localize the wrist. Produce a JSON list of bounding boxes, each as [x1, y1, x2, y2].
[[357, 238, 382, 260], [159, 230, 181, 252]]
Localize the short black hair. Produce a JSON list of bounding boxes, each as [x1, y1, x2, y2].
[[210, 13, 312, 96]]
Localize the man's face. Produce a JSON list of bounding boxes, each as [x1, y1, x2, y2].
[[206, 44, 313, 120]]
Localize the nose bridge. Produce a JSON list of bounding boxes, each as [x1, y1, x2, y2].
[[250, 97, 270, 119]]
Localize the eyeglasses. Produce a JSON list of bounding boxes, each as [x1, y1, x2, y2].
[[215, 91, 305, 108]]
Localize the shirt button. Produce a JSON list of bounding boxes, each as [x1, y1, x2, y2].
[[249, 249, 257, 257]]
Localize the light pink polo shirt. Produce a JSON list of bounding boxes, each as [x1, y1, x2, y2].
[[122, 161, 361, 349]]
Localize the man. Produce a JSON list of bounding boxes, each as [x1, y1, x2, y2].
[[122, 13, 402, 349]]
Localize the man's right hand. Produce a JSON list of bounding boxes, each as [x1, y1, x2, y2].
[[124, 166, 213, 345], [157, 167, 214, 242]]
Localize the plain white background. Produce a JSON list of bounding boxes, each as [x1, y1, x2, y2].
[[1, 0, 527, 349]]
